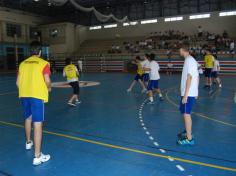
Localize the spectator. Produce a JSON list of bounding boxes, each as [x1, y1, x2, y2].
[[198, 26, 203, 38]]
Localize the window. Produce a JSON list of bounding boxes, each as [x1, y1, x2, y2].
[[165, 16, 183, 22], [123, 21, 138, 26], [189, 14, 210, 19], [104, 24, 117, 29], [6, 23, 21, 37], [219, 11, 236, 17], [89, 26, 102, 30], [140, 19, 158, 24]]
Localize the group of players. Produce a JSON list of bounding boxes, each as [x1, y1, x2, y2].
[[127, 53, 163, 104], [16, 40, 225, 166], [125, 47, 223, 146]]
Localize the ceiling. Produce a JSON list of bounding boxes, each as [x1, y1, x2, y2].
[[0, 0, 236, 26]]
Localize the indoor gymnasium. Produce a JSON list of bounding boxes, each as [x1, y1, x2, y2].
[[0, 0, 236, 176]]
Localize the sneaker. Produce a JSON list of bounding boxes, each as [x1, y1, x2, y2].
[[177, 130, 186, 140], [219, 84, 222, 88], [141, 89, 147, 93], [26, 141, 33, 150], [159, 96, 164, 101], [33, 153, 51, 166], [147, 100, 154, 105], [68, 102, 76, 107], [127, 88, 132, 92], [177, 137, 195, 146], [75, 100, 81, 104]]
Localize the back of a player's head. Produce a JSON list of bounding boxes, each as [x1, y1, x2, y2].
[[65, 58, 72, 65], [205, 48, 211, 54], [144, 53, 150, 59], [30, 41, 42, 56], [135, 56, 141, 61], [149, 53, 155, 61], [179, 45, 190, 56]]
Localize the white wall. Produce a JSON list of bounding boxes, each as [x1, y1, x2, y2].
[[86, 11, 236, 40], [0, 7, 50, 43]]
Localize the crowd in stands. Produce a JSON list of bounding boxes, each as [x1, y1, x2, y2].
[[107, 27, 235, 58]]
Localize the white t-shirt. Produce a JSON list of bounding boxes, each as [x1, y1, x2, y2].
[[181, 56, 199, 97], [149, 61, 160, 80], [141, 59, 150, 73], [213, 60, 220, 72], [230, 42, 235, 50]]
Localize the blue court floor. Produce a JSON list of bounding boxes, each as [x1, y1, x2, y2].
[[0, 72, 235, 176]]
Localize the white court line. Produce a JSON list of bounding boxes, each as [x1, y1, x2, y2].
[[159, 149, 166, 153], [176, 165, 185, 171], [138, 98, 191, 176]]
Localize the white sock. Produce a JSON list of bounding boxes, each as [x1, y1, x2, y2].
[[149, 97, 154, 102], [159, 93, 163, 97]]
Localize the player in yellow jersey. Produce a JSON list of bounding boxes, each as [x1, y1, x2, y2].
[[16, 41, 51, 166], [63, 58, 81, 107], [204, 49, 215, 88], [127, 56, 147, 93]]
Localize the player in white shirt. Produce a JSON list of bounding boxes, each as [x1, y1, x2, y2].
[[141, 54, 150, 87], [177, 46, 199, 146], [212, 58, 222, 88], [143, 53, 163, 104]]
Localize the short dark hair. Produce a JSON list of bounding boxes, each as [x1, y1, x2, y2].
[[65, 58, 72, 65], [30, 41, 42, 55], [180, 45, 190, 52], [135, 56, 141, 61], [149, 53, 155, 60], [145, 53, 150, 58]]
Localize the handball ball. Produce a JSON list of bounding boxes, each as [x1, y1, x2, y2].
[[51, 0, 68, 6]]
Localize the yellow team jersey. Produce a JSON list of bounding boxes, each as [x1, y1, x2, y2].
[[204, 54, 215, 68], [63, 64, 79, 81], [18, 56, 50, 103], [137, 62, 144, 76]]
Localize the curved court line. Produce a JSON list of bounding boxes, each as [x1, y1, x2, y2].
[[137, 100, 188, 175], [0, 120, 236, 172], [165, 88, 236, 128]]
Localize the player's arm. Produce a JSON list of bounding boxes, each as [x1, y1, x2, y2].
[[44, 74, 51, 91], [182, 74, 192, 104], [16, 74, 19, 88], [43, 64, 52, 91], [75, 66, 79, 77], [143, 67, 151, 71]]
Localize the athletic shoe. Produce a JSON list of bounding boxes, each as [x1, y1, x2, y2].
[[127, 88, 132, 92], [177, 130, 187, 139], [219, 84, 222, 88], [75, 100, 81, 104], [147, 100, 154, 105], [177, 137, 195, 146], [177, 131, 194, 140], [26, 140, 33, 150], [33, 153, 51, 166], [159, 96, 164, 101], [141, 89, 147, 93], [68, 102, 76, 107]]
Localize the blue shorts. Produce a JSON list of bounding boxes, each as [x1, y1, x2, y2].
[[134, 74, 143, 81], [143, 73, 149, 82], [211, 71, 218, 78], [147, 80, 159, 91], [21, 98, 45, 122], [205, 68, 212, 78], [179, 97, 196, 114]]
